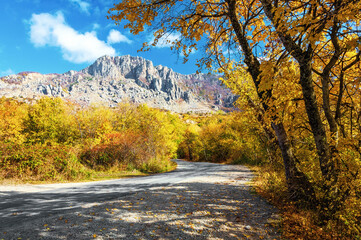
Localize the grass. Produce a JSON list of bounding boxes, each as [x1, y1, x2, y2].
[[86, 170, 148, 181], [0, 161, 178, 185], [0, 172, 141, 185]]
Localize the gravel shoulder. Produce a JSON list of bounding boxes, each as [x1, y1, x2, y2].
[[0, 163, 281, 240]]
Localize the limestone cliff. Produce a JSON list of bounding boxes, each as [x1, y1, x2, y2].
[[0, 55, 237, 113]]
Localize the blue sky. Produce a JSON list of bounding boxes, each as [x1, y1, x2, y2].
[[0, 0, 201, 77]]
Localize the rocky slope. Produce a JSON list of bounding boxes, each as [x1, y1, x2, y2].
[[0, 55, 237, 113]]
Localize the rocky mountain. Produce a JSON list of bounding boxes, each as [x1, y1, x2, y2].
[[0, 55, 237, 113]]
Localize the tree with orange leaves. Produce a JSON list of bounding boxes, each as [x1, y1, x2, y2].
[[108, 0, 361, 222]]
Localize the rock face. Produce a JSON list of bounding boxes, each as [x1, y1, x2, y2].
[[0, 55, 237, 113]]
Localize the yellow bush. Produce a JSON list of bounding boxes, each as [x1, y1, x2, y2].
[[0, 97, 27, 144], [23, 97, 78, 144]]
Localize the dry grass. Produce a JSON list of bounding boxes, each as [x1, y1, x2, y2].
[[251, 165, 356, 240], [0, 161, 178, 185]]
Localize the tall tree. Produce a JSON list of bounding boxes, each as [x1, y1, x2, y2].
[[108, 0, 361, 214], [260, 0, 361, 218]]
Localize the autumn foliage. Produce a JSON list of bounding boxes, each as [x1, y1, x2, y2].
[[178, 112, 269, 165], [0, 0, 360, 237], [108, 0, 361, 237], [0, 97, 183, 182]]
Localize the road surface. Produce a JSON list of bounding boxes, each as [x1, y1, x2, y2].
[[0, 160, 253, 231]]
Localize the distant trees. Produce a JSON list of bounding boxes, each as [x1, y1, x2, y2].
[[178, 112, 269, 164]]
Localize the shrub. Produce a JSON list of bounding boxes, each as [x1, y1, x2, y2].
[[178, 112, 269, 164], [0, 97, 27, 144], [23, 97, 79, 144], [80, 131, 148, 171], [0, 142, 89, 181], [80, 131, 176, 173]]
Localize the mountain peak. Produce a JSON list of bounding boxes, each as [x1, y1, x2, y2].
[[82, 55, 155, 78], [0, 55, 237, 113]]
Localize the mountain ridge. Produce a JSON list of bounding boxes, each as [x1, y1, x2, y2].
[[0, 55, 237, 113]]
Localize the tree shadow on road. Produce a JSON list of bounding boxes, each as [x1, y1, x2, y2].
[[0, 180, 281, 240]]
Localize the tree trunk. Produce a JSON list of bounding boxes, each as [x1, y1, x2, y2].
[[226, 0, 316, 204], [299, 59, 335, 182], [272, 122, 316, 204], [261, 0, 336, 183]]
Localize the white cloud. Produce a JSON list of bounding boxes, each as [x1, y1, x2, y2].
[[68, 0, 90, 14], [29, 12, 116, 64], [149, 33, 181, 48], [107, 29, 132, 44], [1, 69, 15, 77]]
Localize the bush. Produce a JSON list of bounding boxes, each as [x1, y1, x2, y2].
[[80, 131, 148, 171], [23, 97, 79, 144], [0, 98, 183, 181], [80, 131, 176, 173], [0, 142, 89, 181], [0, 97, 27, 144], [178, 112, 270, 164]]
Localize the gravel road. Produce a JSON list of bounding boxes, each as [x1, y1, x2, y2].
[[0, 160, 281, 239]]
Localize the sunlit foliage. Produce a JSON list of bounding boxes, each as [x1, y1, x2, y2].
[[23, 97, 78, 144], [178, 112, 271, 165], [108, 0, 361, 237], [0, 98, 183, 181], [0, 97, 27, 144]]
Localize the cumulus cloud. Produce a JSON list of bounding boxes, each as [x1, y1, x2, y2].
[[107, 29, 132, 44], [149, 33, 181, 48], [29, 12, 116, 63], [68, 0, 90, 14]]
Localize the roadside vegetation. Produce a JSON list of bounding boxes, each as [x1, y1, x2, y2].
[[179, 108, 360, 239], [1, 95, 360, 238], [0, 97, 181, 183]]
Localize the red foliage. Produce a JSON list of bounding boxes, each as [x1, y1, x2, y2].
[[80, 130, 150, 170]]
